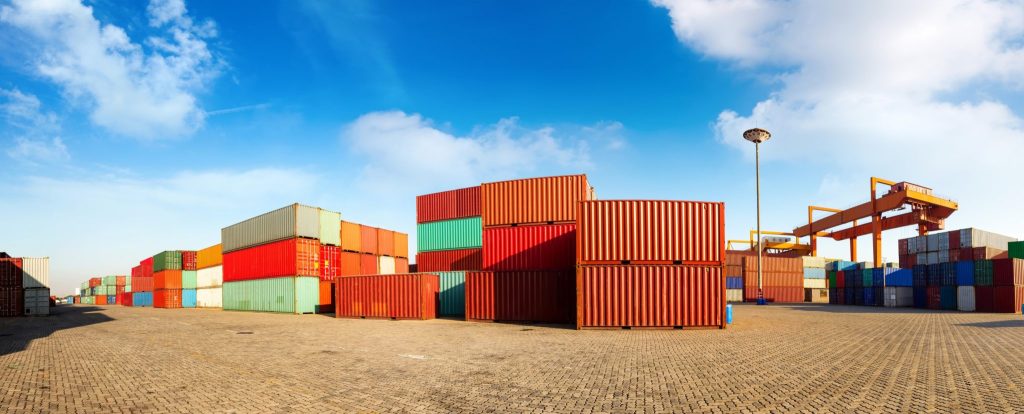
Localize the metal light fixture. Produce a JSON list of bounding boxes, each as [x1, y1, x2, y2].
[[743, 128, 771, 305]]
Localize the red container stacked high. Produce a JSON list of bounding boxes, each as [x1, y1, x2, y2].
[[992, 258, 1024, 313], [0, 257, 24, 317], [576, 200, 726, 329], [741, 256, 804, 303], [415, 186, 483, 272], [466, 175, 591, 324]]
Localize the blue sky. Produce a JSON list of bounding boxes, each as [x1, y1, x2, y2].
[[2, 0, 1024, 295]]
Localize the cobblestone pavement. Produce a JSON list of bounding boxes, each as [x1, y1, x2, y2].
[[2, 304, 1023, 413]]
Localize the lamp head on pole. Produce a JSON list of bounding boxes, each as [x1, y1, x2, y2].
[[743, 128, 772, 144]]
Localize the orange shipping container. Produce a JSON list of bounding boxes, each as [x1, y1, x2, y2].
[[378, 229, 395, 257], [334, 273, 439, 320], [482, 175, 592, 227], [395, 257, 409, 273], [318, 280, 334, 313], [360, 254, 378, 274], [577, 200, 725, 265], [340, 221, 362, 253], [154, 270, 183, 290], [360, 225, 378, 255], [95, 294, 108, 305], [340, 252, 361, 276], [393, 232, 409, 258], [577, 265, 724, 329], [197, 244, 223, 269]]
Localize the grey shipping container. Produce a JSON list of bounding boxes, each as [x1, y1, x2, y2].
[[24, 287, 50, 316], [21, 257, 49, 289], [221, 204, 341, 253], [959, 228, 1017, 250], [884, 286, 913, 307]]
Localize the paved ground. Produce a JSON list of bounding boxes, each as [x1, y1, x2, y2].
[[2, 304, 1023, 413]]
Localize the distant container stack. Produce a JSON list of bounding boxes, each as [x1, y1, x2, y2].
[[153, 251, 183, 309], [744, 256, 803, 303], [132, 258, 154, 307], [180, 250, 197, 308], [725, 251, 744, 303], [414, 186, 482, 316], [196, 244, 223, 308], [22, 257, 50, 316], [802, 256, 829, 303], [576, 199, 726, 329]]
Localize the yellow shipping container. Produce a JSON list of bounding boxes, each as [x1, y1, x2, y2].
[[340, 221, 362, 252], [394, 232, 408, 259], [196, 244, 223, 269]]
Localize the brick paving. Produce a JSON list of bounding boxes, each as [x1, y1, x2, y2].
[[2, 304, 1024, 413]]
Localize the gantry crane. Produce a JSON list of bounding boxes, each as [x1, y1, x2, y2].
[[727, 230, 811, 255], [792, 177, 959, 265]]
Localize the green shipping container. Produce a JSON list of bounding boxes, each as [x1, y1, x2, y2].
[[222, 276, 318, 314], [438, 271, 466, 316], [320, 209, 341, 247], [974, 260, 993, 286], [417, 217, 482, 252], [827, 271, 837, 288], [862, 269, 873, 287], [153, 251, 182, 272], [102, 275, 117, 286], [181, 271, 198, 289], [1010, 241, 1024, 260]]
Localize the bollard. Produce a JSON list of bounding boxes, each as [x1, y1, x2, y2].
[[726, 304, 733, 324]]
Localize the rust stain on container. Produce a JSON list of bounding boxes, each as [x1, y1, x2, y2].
[[417, 186, 481, 223], [483, 224, 576, 271], [465, 270, 574, 323], [482, 175, 591, 227], [577, 200, 725, 265], [576, 265, 724, 329], [334, 273, 439, 320]]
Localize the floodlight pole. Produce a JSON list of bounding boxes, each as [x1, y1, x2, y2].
[[743, 128, 772, 306]]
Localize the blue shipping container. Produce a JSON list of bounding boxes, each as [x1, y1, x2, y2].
[[106, 295, 116, 304], [913, 265, 928, 287], [132, 292, 153, 307], [955, 261, 975, 286], [182, 289, 196, 308], [940, 263, 956, 286], [438, 271, 466, 316], [844, 288, 855, 304], [726, 277, 744, 289], [863, 287, 875, 306], [803, 268, 826, 279], [827, 260, 859, 272], [913, 288, 928, 308], [886, 269, 913, 287], [940, 286, 957, 310]]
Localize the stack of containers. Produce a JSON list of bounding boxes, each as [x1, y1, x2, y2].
[[132, 259, 154, 307], [196, 244, 223, 308], [743, 256, 802, 303], [827, 260, 856, 305], [100, 275, 120, 305], [988, 259, 1024, 313], [955, 260, 975, 311], [576, 199, 726, 329], [153, 251, 182, 309], [0, 257, 23, 316], [725, 251, 746, 303], [802, 256, 828, 303], [415, 186, 483, 316], [221, 204, 340, 314], [1010, 241, 1024, 260], [21, 258, 49, 316], [883, 267, 913, 307], [180, 250, 197, 308], [324, 222, 407, 313], [468, 175, 590, 324]]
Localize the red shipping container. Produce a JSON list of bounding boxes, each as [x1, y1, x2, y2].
[[142, 257, 154, 278], [0, 287, 23, 316], [927, 286, 941, 310], [318, 280, 334, 313], [360, 254, 378, 275], [320, 244, 341, 281], [483, 224, 576, 271], [340, 252, 361, 276], [898, 239, 908, 255], [836, 271, 846, 288], [360, 225, 379, 255], [95, 294, 108, 305], [465, 270, 574, 324], [181, 250, 197, 270], [223, 238, 320, 282], [993, 259, 1024, 286], [899, 254, 916, 269], [0, 258, 22, 287], [116, 286, 125, 297], [993, 286, 1024, 313], [116, 276, 126, 286], [131, 265, 142, 279], [154, 289, 182, 309], [744, 286, 803, 303], [743, 269, 802, 289], [154, 270, 182, 290], [415, 249, 482, 272], [482, 175, 591, 227], [974, 247, 1008, 260], [120, 292, 133, 307], [948, 249, 960, 263], [89, 277, 101, 288], [975, 286, 994, 312], [742, 256, 802, 274], [417, 186, 482, 223], [378, 229, 395, 257], [132, 276, 153, 292], [395, 257, 409, 273], [577, 200, 725, 265], [949, 231, 961, 250], [577, 265, 723, 329], [335, 273, 439, 320]]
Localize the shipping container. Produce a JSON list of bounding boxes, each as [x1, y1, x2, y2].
[[153, 251, 182, 272], [577, 265, 723, 329], [959, 228, 1017, 250], [223, 238, 320, 282], [154, 270, 182, 290], [1010, 241, 1024, 260], [21, 258, 49, 289], [437, 271, 466, 316], [884, 286, 913, 307], [394, 232, 409, 259], [95, 294, 108, 305], [577, 200, 724, 265], [182, 289, 197, 308], [318, 280, 333, 313], [360, 225, 379, 255], [863, 287, 877, 306], [132, 276, 154, 292], [993, 259, 1024, 286], [116, 275, 126, 286], [975, 286, 994, 312], [197, 266, 223, 288], [417, 217, 482, 252], [222, 276, 318, 314], [89, 277, 100, 288], [142, 257, 154, 278], [803, 279, 826, 289], [0, 258, 23, 288], [181, 250, 197, 271], [975, 260, 994, 286], [102, 275, 116, 286], [805, 288, 828, 303], [417, 186, 481, 223], [378, 256, 396, 274], [320, 244, 340, 281], [955, 261, 975, 286], [886, 269, 913, 287], [466, 270, 574, 324], [181, 271, 197, 289], [360, 254, 378, 275], [957, 286, 976, 312], [340, 221, 362, 253], [196, 287, 222, 308], [334, 273, 439, 320], [221, 204, 339, 253], [340, 252, 361, 276], [992, 286, 1024, 313], [726, 277, 743, 290], [197, 244, 223, 269], [415, 249, 482, 272], [23, 287, 49, 316], [803, 268, 826, 279], [482, 175, 591, 227], [745, 286, 803, 303], [378, 229, 395, 257], [483, 223, 576, 271], [395, 257, 409, 274], [726, 289, 744, 303], [154, 289, 182, 309]]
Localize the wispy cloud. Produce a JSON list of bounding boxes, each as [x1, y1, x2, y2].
[[205, 102, 271, 116], [0, 88, 69, 163]]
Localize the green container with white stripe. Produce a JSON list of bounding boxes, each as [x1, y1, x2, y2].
[[417, 217, 482, 252], [222, 276, 318, 314]]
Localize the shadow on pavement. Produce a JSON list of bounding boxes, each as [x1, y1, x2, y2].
[[0, 304, 115, 357], [957, 319, 1024, 329], [741, 303, 945, 314]]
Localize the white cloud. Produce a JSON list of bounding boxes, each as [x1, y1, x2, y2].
[[653, 0, 1024, 257], [342, 111, 623, 194], [0, 0, 222, 139], [0, 88, 69, 163]]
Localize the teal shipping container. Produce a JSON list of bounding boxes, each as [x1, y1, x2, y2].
[[181, 271, 197, 289], [438, 271, 466, 316], [222, 276, 318, 314], [182, 289, 196, 308], [417, 217, 482, 252], [940, 286, 957, 310]]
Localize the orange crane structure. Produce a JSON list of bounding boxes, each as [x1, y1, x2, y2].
[[792, 177, 959, 265]]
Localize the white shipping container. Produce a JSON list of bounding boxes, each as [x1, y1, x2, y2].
[[803, 278, 826, 289], [884, 286, 914, 307], [378, 256, 396, 275], [726, 289, 743, 303], [937, 232, 950, 251], [959, 228, 1017, 250], [21, 257, 49, 289], [221, 204, 342, 253], [24, 287, 50, 316], [74, 287, 81, 296], [197, 266, 223, 288], [957, 286, 976, 312], [926, 252, 939, 265], [196, 287, 222, 308], [937, 250, 949, 264], [916, 253, 927, 265], [927, 234, 939, 252], [801, 256, 826, 269], [805, 288, 828, 303]]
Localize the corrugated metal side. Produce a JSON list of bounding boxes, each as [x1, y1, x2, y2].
[[340, 221, 362, 252], [483, 224, 575, 271], [360, 254, 378, 274], [465, 271, 574, 323], [153, 289, 182, 309], [993, 258, 1024, 286], [340, 252, 361, 276], [417, 186, 482, 223], [197, 266, 223, 288], [181, 271, 197, 289], [197, 244, 223, 269], [319, 209, 341, 246], [21, 258, 49, 289], [395, 257, 409, 273], [417, 217, 483, 252], [142, 258, 153, 279], [153, 251, 182, 272], [321, 245, 340, 281], [222, 238, 321, 282], [394, 232, 409, 259], [132, 277, 153, 292], [0, 258, 21, 288], [744, 286, 804, 303], [378, 256, 396, 274], [360, 225, 379, 255], [993, 286, 1024, 313], [318, 280, 334, 313], [957, 286, 976, 311], [132, 291, 153, 307], [577, 200, 724, 265], [576, 265, 723, 328], [222, 276, 318, 314], [0, 287, 24, 315], [181, 251, 197, 270], [335, 274, 438, 319], [154, 270, 182, 290], [415, 249, 483, 272], [196, 287, 222, 308], [378, 229, 395, 257], [182, 289, 197, 308], [482, 175, 589, 227], [222, 204, 321, 253], [438, 271, 466, 316]]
